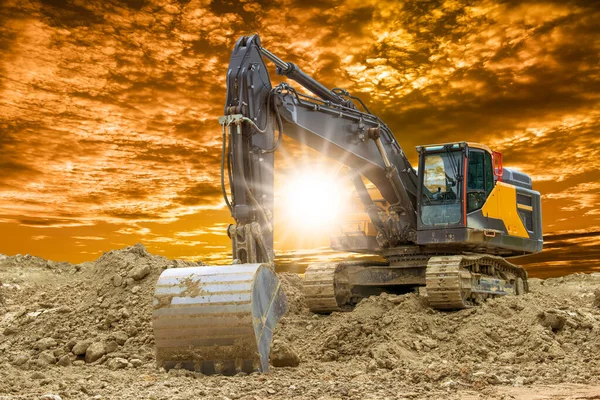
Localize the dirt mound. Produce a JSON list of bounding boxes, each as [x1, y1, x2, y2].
[[277, 272, 307, 315], [0, 244, 205, 374], [1, 247, 600, 399], [283, 275, 600, 387]]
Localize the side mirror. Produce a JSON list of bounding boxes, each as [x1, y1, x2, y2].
[[492, 151, 503, 181]]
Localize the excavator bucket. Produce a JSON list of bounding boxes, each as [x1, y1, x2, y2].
[[152, 264, 287, 375]]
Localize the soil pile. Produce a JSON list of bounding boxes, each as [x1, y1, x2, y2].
[[0, 244, 205, 373], [1, 246, 600, 399], [290, 278, 600, 387]]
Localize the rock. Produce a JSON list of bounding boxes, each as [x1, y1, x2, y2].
[[131, 285, 141, 294], [370, 344, 399, 370], [322, 350, 338, 361], [422, 338, 438, 349], [31, 371, 46, 380], [12, 353, 29, 366], [38, 351, 56, 365], [441, 380, 457, 388], [498, 351, 516, 363], [111, 331, 129, 345], [270, 339, 300, 367], [128, 243, 149, 257], [130, 358, 143, 367], [105, 340, 119, 353], [120, 307, 131, 319], [85, 342, 106, 363], [112, 274, 123, 287], [105, 310, 121, 325], [366, 359, 377, 372], [57, 355, 71, 367], [35, 338, 57, 350], [387, 294, 405, 304], [65, 338, 77, 351], [107, 357, 129, 370], [538, 311, 566, 332], [129, 264, 151, 281], [99, 298, 111, 309], [513, 376, 525, 387], [593, 289, 600, 308], [72, 339, 92, 356], [547, 342, 566, 359], [3, 326, 18, 335], [40, 394, 62, 400], [73, 360, 85, 366], [53, 347, 65, 358]]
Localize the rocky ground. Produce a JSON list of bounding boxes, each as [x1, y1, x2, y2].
[[1, 245, 600, 399]]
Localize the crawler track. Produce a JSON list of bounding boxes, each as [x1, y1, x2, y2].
[[304, 254, 528, 313], [426, 254, 528, 310], [303, 263, 350, 313]]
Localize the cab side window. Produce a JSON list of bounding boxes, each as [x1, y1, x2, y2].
[[485, 151, 494, 195], [468, 151, 485, 191], [467, 150, 486, 212]]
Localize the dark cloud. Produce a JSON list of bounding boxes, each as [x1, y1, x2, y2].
[[517, 230, 600, 278], [0, 161, 40, 178], [17, 217, 91, 227], [175, 182, 222, 206], [39, 0, 105, 28]]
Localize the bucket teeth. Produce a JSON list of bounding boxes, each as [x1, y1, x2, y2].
[[152, 264, 287, 375]]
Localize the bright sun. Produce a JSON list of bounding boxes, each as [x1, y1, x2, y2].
[[281, 170, 344, 230]]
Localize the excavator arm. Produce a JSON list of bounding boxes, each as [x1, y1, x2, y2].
[[222, 34, 420, 264]]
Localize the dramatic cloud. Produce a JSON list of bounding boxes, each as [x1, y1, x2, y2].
[[0, 0, 598, 276]]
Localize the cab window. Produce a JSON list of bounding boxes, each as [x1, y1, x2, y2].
[[420, 151, 463, 226], [485, 151, 493, 195], [467, 149, 492, 212]]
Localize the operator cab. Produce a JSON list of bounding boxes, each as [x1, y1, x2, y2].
[[415, 142, 542, 255], [416, 142, 500, 227]]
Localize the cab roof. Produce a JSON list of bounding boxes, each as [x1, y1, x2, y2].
[[416, 141, 493, 154]]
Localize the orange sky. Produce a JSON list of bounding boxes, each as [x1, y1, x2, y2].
[[0, 0, 599, 277]]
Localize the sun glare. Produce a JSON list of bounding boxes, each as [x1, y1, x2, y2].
[[282, 170, 344, 231]]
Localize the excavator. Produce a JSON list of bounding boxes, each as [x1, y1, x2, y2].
[[152, 34, 543, 375]]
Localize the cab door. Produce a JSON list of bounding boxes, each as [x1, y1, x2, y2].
[[466, 149, 494, 213]]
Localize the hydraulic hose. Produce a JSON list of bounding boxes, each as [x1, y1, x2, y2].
[[221, 123, 233, 212]]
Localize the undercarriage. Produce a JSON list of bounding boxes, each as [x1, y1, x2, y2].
[[304, 252, 528, 313]]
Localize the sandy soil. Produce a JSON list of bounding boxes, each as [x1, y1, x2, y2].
[[1, 245, 600, 399]]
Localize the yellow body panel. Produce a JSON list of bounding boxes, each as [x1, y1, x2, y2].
[[481, 182, 529, 238]]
